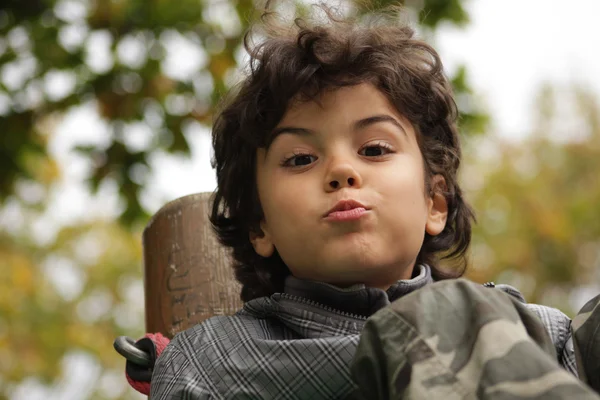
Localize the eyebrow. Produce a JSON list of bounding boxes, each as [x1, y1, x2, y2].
[[268, 114, 407, 145], [355, 115, 407, 135]]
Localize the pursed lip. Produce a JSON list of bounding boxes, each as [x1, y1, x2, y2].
[[323, 199, 370, 217]]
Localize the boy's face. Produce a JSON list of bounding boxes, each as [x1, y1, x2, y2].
[[252, 83, 448, 289]]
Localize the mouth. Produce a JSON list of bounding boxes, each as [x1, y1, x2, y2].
[[324, 199, 370, 221]]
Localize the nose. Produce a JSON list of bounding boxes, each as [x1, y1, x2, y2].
[[324, 158, 362, 191]]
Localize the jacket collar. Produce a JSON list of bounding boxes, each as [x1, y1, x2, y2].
[[282, 264, 432, 317]]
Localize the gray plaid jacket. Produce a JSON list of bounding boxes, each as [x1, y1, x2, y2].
[[149, 265, 583, 399]]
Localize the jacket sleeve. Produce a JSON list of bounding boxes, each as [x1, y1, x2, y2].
[[497, 284, 580, 376], [149, 335, 216, 400], [524, 303, 577, 373], [572, 294, 600, 394]]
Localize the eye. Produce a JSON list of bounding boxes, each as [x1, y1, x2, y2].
[[281, 153, 318, 167], [359, 142, 394, 157]]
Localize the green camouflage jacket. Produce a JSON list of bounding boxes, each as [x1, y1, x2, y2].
[[352, 278, 600, 399]]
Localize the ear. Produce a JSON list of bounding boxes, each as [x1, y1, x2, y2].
[[425, 175, 448, 236], [249, 221, 275, 258]]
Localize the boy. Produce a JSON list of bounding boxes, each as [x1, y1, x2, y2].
[[150, 4, 600, 399]]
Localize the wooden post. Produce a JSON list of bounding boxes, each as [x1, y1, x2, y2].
[[143, 193, 242, 338]]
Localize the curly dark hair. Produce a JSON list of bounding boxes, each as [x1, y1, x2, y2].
[[210, 4, 475, 302]]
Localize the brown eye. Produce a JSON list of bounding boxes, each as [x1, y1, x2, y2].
[[359, 143, 393, 157], [362, 146, 384, 156], [293, 155, 316, 166], [282, 154, 317, 167]]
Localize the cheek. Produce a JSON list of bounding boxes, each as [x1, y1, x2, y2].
[[381, 171, 429, 222], [385, 167, 425, 198], [274, 171, 313, 203], [261, 176, 310, 227]]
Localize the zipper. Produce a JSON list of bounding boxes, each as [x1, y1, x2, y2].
[[278, 293, 368, 321]]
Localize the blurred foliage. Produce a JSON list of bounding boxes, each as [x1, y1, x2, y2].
[[0, 219, 146, 398], [465, 85, 600, 316], [366, 0, 469, 28]]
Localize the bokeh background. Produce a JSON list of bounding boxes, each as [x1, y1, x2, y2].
[[1, 0, 599, 399]]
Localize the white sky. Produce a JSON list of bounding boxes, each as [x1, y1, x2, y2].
[[437, 0, 600, 138]]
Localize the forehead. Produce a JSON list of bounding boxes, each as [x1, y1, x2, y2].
[[278, 83, 400, 125]]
